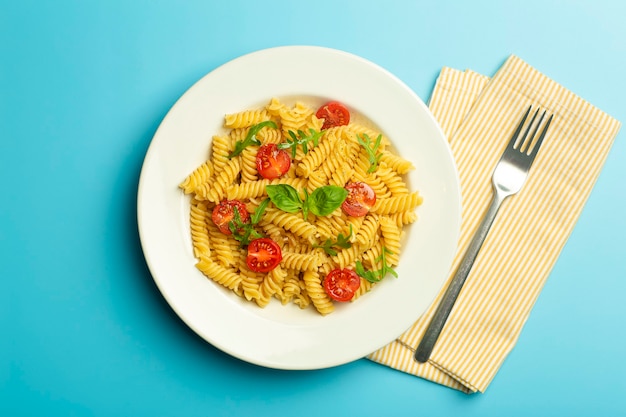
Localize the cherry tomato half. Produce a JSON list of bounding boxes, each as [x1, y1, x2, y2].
[[315, 101, 350, 130], [212, 200, 250, 235], [256, 143, 291, 179], [246, 238, 283, 273], [323, 268, 361, 302], [341, 181, 376, 217]]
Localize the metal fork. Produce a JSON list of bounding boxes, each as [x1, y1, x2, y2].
[[414, 106, 553, 363]]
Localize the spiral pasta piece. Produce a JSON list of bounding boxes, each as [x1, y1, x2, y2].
[[296, 132, 339, 177], [329, 164, 355, 188], [240, 146, 259, 183], [283, 240, 314, 254], [224, 109, 270, 128], [303, 270, 334, 316], [293, 280, 311, 309], [256, 126, 283, 144], [306, 169, 329, 193], [302, 114, 324, 133], [201, 158, 241, 202], [389, 210, 418, 228], [179, 160, 214, 194], [315, 209, 349, 240], [207, 220, 239, 268], [319, 139, 349, 178], [372, 191, 423, 215], [279, 271, 302, 305], [237, 257, 264, 302], [305, 139, 350, 193], [189, 199, 211, 258], [279, 102, 313, 138], [281, 251, 321, 271], [258, 221, 288, 245], [260, 264, 287, 302], [379, 216, 402, 266], [345, 215, 365, 243], [226, 177, 307, 200], [259, 208, 318, 241], [380, 150, 414, 174], [377, 162, 409, 196], [360, 239, 384, 270], [331, 243, 364, 269], [351, 278, 373, 301], [265, 97, 287, 117], [353, 155, 392, 199], [229, 127, 248, 142], [196, 255, 241, 291], [355, 213, 380, 245], [316, 251, 333, 276], [349, 123, 391, 150], [211, 134, 232, 173]]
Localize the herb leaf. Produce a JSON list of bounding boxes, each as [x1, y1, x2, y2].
[[307, 185, 348, 216], [228, 120, 277, 159], [313, 225, 353, 256], [266, 184, 348, 218], [228, 201, 268, 247], [250, 198, 270, 224], [277, 129, 324, 158], [355, 260, 379, 282], [266, 184, 304, 213], [356, 133, 383, 173], [335, 226, 353, 249], [355, 246, 398, 283], [301, 188, 310, 220]]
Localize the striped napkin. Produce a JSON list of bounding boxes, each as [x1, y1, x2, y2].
[[367, 55, 621, 393]]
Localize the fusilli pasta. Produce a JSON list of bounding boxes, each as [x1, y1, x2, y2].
[[179, 98, 422, 315]]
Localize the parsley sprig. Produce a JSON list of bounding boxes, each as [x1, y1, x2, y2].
[[228, 198, 270, 247], [356, 133, 383, 173], [228, 121, 277, 159], [313, 226, 353, 256], [277, 129, 324, 158], [355, 246, 398, 283]]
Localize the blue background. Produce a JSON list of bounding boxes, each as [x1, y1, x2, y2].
[[2, 0, 625, 415]]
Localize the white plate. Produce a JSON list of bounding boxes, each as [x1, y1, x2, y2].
[[137, 46, 461, 370]]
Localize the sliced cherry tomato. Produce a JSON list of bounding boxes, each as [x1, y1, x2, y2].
[[341, 181, 376, 217], [256, 143, 291, 179], [315, 101, 350, 129], [212, 200, 250, 235], [323, 268, 361, 302], [246, 238, 282, 273]]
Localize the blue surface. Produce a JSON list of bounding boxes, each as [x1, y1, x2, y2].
[[2, 0, 625, 415]]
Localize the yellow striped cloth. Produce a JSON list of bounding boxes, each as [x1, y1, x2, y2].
[[367, 55, 621, 393]]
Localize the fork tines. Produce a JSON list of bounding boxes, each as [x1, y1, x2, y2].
[[510, 105, 554, 158]]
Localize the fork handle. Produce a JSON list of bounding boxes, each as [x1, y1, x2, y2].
[[414, 192, 506, 363]]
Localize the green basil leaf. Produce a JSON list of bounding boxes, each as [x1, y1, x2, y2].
[[266, 184, 303, 213], [306, 185, 348, 216]]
